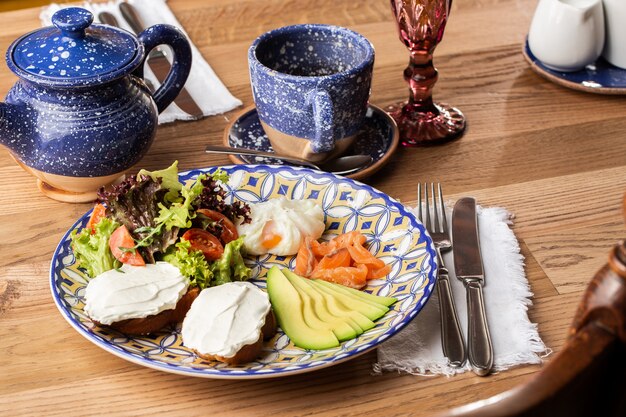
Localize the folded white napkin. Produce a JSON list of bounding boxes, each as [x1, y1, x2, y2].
[[374, 205, 550, 376], [40, 0, 242, 124]]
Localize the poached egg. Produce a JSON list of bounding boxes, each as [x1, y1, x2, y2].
[[236, 197, 325, 256]]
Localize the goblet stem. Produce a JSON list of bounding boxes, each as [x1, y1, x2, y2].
[[405, 50, 438, 114]]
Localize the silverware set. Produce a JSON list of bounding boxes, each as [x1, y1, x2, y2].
[[98, 2, 203, 119], [418, 184, 494, 376]]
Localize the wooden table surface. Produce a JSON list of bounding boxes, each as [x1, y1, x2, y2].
[[1, 0, 625, 415]]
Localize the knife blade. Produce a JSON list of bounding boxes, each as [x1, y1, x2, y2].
[[452, 197, 493, 376], [118, 1, 204, 119]]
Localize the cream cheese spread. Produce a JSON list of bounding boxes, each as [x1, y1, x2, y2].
[[84, 262, 188, 325], [237, 197, 325, 256], [181, 282, 271, 358]]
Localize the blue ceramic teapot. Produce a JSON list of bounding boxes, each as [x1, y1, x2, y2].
[[0, 7, 192, 202]]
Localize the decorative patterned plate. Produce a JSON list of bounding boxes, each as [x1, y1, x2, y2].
[[523, 39, 626, 95], [222, 104, 399, 181], [50, 165, 436, 379]]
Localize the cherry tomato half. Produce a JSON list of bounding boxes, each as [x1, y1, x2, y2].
[[109, 225, 145, 266], [86, 203, 107, 234], [196, 209, 239, 244], [181, 228, 224, 261]]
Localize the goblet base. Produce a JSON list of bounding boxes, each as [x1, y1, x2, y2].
[[387, 102, 466, 146]]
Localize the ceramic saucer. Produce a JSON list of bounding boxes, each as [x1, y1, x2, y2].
[[523, 39, 626, 95], [222, 104, 399, 181]]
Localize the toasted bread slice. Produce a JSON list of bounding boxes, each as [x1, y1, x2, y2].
[[195, 309, 277, 365], [94, 287, 200, 335]]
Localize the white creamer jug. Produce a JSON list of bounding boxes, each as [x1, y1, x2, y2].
[[528, 0, 604, 72], [602, 0, 626, 69]]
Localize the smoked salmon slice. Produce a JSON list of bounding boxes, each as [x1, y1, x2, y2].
[[311, 264, 368, 289], [346, 240, 385, 269], [313, 247, 351, 272], [294, 231, 389, 289], [294, 237, 317, 277]]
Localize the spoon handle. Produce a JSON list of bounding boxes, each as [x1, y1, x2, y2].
[[205, 145, 319, 169]]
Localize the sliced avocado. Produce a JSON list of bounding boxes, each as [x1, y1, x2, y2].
[[314, 279, 397, 307], [299, 280, 366, 334], [283, 270, 362, 339], [266, 266, 339, 350], [302, 280, 376, 331], [309, 280, 388, 321], [284, 269, 364, 334]]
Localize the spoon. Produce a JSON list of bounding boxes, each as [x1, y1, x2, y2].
[[205, 145, 373, 175]]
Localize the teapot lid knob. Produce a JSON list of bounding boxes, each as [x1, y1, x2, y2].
[[52, 7, 93, 39]]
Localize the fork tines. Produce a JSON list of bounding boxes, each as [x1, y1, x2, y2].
[[417, 183, 447, 234]]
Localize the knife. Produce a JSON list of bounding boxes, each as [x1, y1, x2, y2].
[[452, 197, 493, 376], [118, 1, 204, 119]]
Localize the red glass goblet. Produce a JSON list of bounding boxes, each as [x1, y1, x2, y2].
[[387, 0, 466, 146]]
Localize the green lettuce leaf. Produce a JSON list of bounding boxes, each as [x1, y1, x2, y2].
[[137, 161, 182, 203], [163, 239, 213, 289], [154, 173, 208, 231], [163, 236, 251, 289], [70, 217, 121, 278], [211, 236, 251, 286]]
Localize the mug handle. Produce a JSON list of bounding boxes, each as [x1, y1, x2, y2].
[[135, 24, 193, 114], [307, 90, 335, 153]]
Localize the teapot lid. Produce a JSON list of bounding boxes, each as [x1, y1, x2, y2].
[[7, 7, 145, 87]]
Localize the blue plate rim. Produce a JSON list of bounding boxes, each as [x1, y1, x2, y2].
[[49, 164, 437, 379]]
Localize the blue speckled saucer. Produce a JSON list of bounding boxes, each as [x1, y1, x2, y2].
[[523, 39, 626, 95], [223, 104, 399, 181]]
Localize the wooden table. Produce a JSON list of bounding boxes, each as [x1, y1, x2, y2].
[[1, 0, 625, 415]]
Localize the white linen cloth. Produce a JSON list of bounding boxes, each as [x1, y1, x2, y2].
[[374, 205, 550, 376], [41, 0, 242, 124]]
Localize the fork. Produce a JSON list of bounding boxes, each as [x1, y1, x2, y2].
[[418, 183, 467, 367]]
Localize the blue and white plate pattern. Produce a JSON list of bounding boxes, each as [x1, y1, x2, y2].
[[50, 165, 436, 379], [524, 39, 626, 94], [224, 105, 399, 180]]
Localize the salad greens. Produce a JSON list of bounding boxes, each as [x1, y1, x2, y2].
[[153, 170, 208, 231], [137, 160, 182, 203], [163, 239, 213, 289], [213, 237, 251, 285], [163, 236, 250, 289], [98, 169, 173, 263], [70, 217, 121, 277], [71, 161, 252, 290]]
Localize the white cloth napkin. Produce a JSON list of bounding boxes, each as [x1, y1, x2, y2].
[[374, 205, 550, 376], [40, 0, 242, 124]]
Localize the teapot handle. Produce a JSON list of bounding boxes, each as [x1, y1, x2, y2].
[[135, 24, 193, 114]]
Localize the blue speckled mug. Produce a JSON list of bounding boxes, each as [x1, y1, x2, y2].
[[248, 24, 374, 163]]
